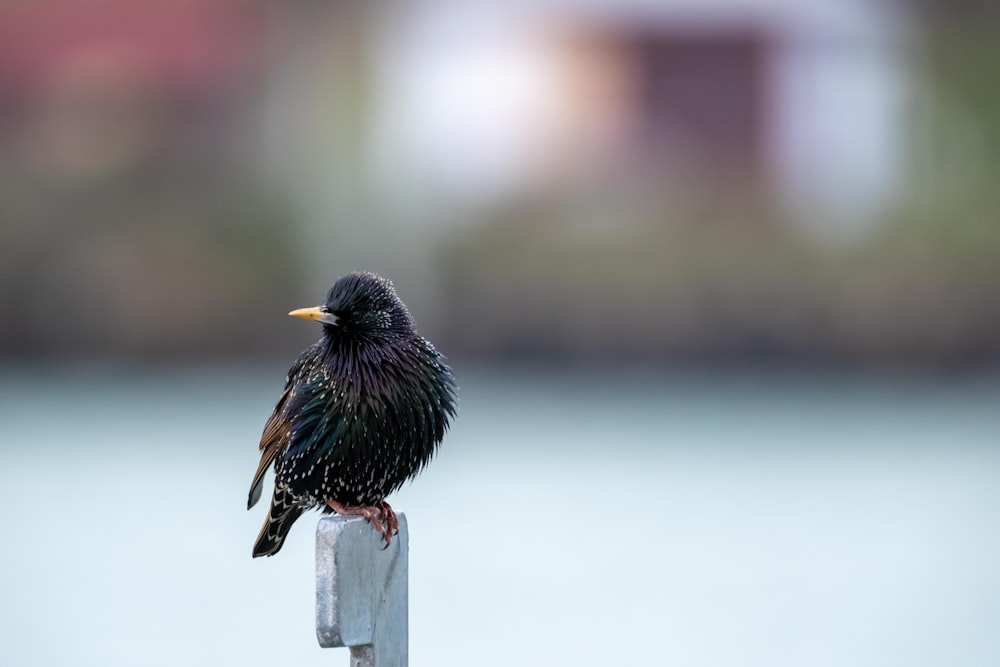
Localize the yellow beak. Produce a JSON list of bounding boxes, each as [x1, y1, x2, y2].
[[288, 306, 339, 326], [288, 306, 325, 321]]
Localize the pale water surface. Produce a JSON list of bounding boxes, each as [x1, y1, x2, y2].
[[1, 366, 998, 666]]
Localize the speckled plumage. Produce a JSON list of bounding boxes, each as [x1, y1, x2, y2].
[[248, 272, 457, 557]]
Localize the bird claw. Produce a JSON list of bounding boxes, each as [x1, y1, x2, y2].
[[375, 500, 400, 548], [325, 499, 399, 548]]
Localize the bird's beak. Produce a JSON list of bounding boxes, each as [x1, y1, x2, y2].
[[288, 306, 339, 326]]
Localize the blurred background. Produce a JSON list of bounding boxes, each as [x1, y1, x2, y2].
[[2, 0, 999, 665]]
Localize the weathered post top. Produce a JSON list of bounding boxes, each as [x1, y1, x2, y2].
[[316, 514, 409, 667]]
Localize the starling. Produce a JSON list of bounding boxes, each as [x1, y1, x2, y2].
[[248, 272, 457, 557]]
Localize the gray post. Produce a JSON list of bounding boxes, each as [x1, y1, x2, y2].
[[316, 514, 409, 667]]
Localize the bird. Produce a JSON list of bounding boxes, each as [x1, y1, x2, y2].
[[248, 271, 457, 557]]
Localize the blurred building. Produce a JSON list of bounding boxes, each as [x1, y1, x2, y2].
[[3, 0, 998, 366], [0, 2, 305, 361], [0, 1, 266, 180], [247, 0, 941, 365], [367, 0, 915, 239]]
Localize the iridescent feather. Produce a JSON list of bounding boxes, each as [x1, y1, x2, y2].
[[248, 272, 457, 557]]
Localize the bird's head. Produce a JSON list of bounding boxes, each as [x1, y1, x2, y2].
[[289, 272, 415, 339]]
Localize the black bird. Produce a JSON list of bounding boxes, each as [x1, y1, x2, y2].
[[248, 272, 457, 557]]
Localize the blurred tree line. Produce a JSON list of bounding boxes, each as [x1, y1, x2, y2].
[[0, 2, 998, 368]]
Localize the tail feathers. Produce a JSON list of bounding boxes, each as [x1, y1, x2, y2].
[[252, 486, 305, 558]]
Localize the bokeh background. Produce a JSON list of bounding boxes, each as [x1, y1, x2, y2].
[[2, 1, 999, 666]]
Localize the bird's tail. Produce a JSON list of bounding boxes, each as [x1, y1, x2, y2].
[[252, 486, 305, 558]]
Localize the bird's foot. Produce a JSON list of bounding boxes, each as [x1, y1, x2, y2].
[[325, 498, 399, 548], [375, 499, 399, 538]]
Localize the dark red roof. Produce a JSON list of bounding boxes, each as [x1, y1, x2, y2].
[[0, 1, 266, 96]]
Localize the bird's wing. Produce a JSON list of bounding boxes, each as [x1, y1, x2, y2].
[[246, 403, 290, 510], [247, 348, 316, 510]]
